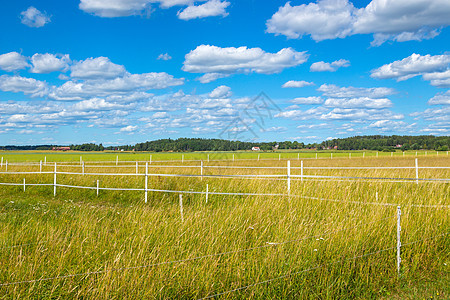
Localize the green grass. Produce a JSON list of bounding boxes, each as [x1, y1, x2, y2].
[[0, 154, 449, 299], [0, 149, 446, 163]]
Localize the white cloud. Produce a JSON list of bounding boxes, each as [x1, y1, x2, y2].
[[324, 97, 392, 109], [79, 0, 152, 17], [291, 96, 323, 105], [371, 53, 450, 87], [72, 98, 134, 111], [70, 57, 126, 79], [20, 7, 51, 28], [322, 108, 403, 120], [183, 45, 308, 82], [317, 84, 396, 98], [119, 125, 138, 132], [282, 80, 314, 88], [49, 72, 184, 100], [411, 106, 450, 122], [79, 0, 223, 19], [157, 53, 172, 60], [0, 52, 30, 72], [177, 0, 230, 20], [369, 120, 407, 128], [267, 0, 356, 40], [310, 59, 350, 72], [0, 75, 48, 97], [208, 85, 231, 98], [275, 107, 328, 120], [267, 0, 450, 45], [196, 72, 230, 83], [30, 53, 71, 73], [428, 90, 450, 105]]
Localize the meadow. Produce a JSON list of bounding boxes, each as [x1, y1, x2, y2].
[[0, 151, 448, 299]]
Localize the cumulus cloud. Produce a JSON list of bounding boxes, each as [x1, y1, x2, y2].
[[317, 84, 396, 98], [282, 80, 314, 88], [178, 0, 230, 20], [49, 72, 184, 100], [157, 53, 172, 60], [371, 53, 450, 87], [310, 59, 350, 72], [70, 57, 127, 79], [0, 52, 30, 72], [72, 98, 134, 111], [291, 96, 323, 105], [208, 85, 232, 98], [79, 0, 226, 19], [428, 90, 450, 105], [0, 75, 48, 97], [324, 97, 392, 109], [183, 45, 308, 82], [30, 53, 71, 73], [321, 108, 403, 120], [79, 0, 152, 17], [196, 73, 230, 83], [20, 7, 51, 28], [266, 0, 450, 45]]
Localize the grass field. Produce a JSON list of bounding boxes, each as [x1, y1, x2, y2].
[[0, 152, 449, 299]]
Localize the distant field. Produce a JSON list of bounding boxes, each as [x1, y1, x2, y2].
[[0, 153, 448, 299], [0, 149, 446, 163]]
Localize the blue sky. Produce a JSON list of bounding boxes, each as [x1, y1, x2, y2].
[[0, 0, 449, 146]]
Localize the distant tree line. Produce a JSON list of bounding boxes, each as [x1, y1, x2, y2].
[[321, 135, 450, 151], [0, 136, 448, 151]]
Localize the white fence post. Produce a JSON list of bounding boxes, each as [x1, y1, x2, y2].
[[1, 157, 3, 167], [363, 152, 365, 158], [82, 162, 85, 175], [201, 160, 203, 181], [40, 160, 42, 173], [53, 162, 57, 196], [5, 160, 8, 172], [376, 152, 378, 158], [206, 184, 209, 203], [179, 194, 184, 223], [403, 152, 405, 157], [96, 180, 99, 196], [397, 206, 401, 276], [116, 155, 118, 165], [136, 161, 138, 174], [298, 153, 300, 160], [330, 153, 333, 159], [44, 156, 46, 166], [145, 162, 148, 203], [287, 160, 291, 193], [316, 153, 318, 159], [279, 154, 281, 161], [425, 151, 427, 156], [415, 158, 419, 185], [258, 154, 260, 161], [301, 160, 304, 182], [436, 151, 438, 156], [349, 153, 351, 159], [23, 178, 26, 192], [375, 191, 378, 202], [208, 154, 210, 162], [233, 154, 235, 162]]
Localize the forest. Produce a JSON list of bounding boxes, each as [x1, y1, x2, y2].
[[0, 135, 448, 151]]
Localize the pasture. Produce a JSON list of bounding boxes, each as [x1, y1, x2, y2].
[[0, 151, 449, 299]]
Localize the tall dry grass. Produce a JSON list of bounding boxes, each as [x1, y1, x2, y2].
[[0, 156, 448, 299]]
